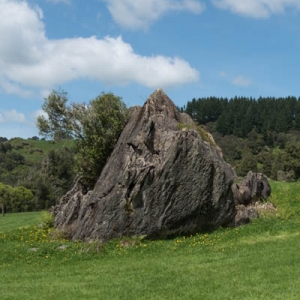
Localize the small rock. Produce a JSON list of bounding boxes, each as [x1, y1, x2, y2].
[[29, 248, 39, 252], [235, 205, 259, 226], [57, 244, 68, 251]]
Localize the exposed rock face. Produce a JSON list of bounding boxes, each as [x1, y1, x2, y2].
[[54, 89, 237, 241], [235, 205, 259, 226], [232, 171, 271, 206], [232, 171, 272, 226]]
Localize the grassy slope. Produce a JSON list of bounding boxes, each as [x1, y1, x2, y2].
[[9, 138, 74, 164], [1, 181, 300, 299]]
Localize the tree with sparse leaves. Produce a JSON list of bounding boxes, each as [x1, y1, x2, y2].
[[37, 90, 128, 189]]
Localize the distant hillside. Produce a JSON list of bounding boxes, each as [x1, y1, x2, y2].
[[8, 137, 75, 164], [0, 137, 75, 212]]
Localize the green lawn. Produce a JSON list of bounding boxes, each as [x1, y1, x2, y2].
[[0, 212, 41, 233], [1, 181, 300, 299]]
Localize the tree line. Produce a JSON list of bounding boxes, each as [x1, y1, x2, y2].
[[183, 96, 300, 181], [185, 96, 300, 142]]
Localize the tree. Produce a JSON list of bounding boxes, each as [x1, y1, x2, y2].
[[42, 147, 75, 201], [261, 152, 273, 177], [237, 147, 257, 177], [37, 89, 71, 141], [282, 142, 300, 179], [37, 90, 128, 189], [19, 146, 75, 210], [0, 183, 34, 213], [213, 133, 244, 164]]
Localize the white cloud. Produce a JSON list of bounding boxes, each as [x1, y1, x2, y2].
[[46, 0, 71, 4], [0, 76, 32, 97], [1, 110, 28, 124], [105, 0, 205, 29], [231, 76, 252, 87], [212, 0, 300, 18], [0, 0, 199, 97]]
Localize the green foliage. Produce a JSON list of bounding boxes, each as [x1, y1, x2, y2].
[[213, 133, 244, 164], [0, 136, 76, 212], [185, 97, 227, 124], [40, 211, 54, 229], [184, 96, 300, 178], [37, 89, 71, 141], [37, 90, 128, 189], [0, 137, 74, 190], [0, 141, 26, 186], [177, 123, 216, 146], [19, 146, 75, 210], [236, 146, 258, 176], [177, 122, 193, 131], [184, 96, 300, 140], [42, 147, 75, 194], [7, 137, 74, 164], [247, 128, 265, 155], [282, 142, 300, 179], [0, 183, 34, 213], [261, 152, 273, 177], [74, 93, 128, 188], [196, 125, 216, 146]]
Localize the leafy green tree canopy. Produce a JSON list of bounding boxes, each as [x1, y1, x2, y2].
[[37, 90, 128, 189], [0, 183, 34, 213], [282, 142, 300, 179]]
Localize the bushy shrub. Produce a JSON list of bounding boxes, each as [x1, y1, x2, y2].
[[40, 211, 54, 229]]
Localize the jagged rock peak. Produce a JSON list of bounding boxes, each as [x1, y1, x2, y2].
[[54, 90, 236, 242], [144, 88, 180, 120]]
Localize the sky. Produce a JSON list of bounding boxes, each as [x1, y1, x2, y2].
[[1, 0, 300, 139]]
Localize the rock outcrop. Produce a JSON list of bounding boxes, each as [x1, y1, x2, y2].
[[232, 171, 272, 226], [54, 89, 237, 241], [234, 205, 259, 226], [232, 171, 271, 206]]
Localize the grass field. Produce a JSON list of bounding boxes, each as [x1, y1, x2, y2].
[[1, 181, 300, 299]]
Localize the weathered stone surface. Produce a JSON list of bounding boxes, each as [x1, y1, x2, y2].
[[54, 89, 237, 241], [232, 171, 272, 226], [234, 202, 276, 227], [232, 171, 271, 206], [235, 204, 259, 226], [255, 202, 277, 216]]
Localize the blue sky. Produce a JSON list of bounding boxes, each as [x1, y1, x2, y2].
[[1, 0, 300, 139]]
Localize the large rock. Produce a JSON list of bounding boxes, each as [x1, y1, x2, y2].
[[54, 89, 237, 241]]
